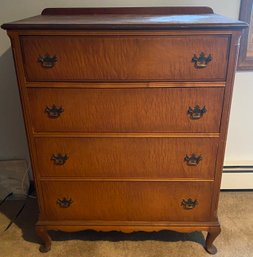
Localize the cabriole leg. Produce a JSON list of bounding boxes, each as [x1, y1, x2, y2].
[[205, 226, 221, 255], [35, 226, 52, 253]]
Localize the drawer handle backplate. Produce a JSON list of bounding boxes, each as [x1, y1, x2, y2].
[[181, 198, 198, 210], [57, 197, 73, 208], [38, 54, 57, 68], [45, 105, 64, 118], [192, 52, 212, 69], [187, 105, 207, 120], [51, 154, 68, 165], [184, 154, 202, 166]]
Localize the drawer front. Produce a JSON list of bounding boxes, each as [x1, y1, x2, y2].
[[28, 87, 224, 133], [35, 137, 218, 179], [40, 181, 212, 221], [21, 35, 229, 82]]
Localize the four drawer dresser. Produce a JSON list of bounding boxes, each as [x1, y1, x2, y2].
[[2, 7, 247, 254]]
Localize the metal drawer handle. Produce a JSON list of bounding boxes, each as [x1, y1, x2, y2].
[[184, 154, 202, 166], [181, 198, 198, 210], [38, 54, 57, 68], [45, 105, 64, 118], [187, 105, 207, 120], [51, 154, 68, 165], [192, 52, 212, 69], [57, 197, 73, 208]]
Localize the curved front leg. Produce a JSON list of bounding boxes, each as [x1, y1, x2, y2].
[[205, 226, 221, 255], [35, 226, 52, 253]]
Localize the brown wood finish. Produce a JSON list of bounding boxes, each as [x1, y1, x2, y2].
[[35, 137, 218, 179], [35, 226, 51, 253], [205, 226, 222, 254], [41, 7, 214, 15], [14, 30, 239, 36], [21, 35, 229, 82], [1, 8, 247, 30], [210, 31, 242, 220], [25, 81, 226, 88], [34, 132, 220, 138], [34, 221, 219, 254], [40, 181, 213, 222], [2, 7, 246, 254], [28, 87, 224, 133]]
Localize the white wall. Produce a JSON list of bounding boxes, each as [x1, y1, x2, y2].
[[0, 0, 252, 164]]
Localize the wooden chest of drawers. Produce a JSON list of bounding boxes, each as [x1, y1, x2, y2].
[[2, 7, 246, 254]]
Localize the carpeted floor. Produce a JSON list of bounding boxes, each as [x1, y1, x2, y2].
[[0, 192, 252, 257]]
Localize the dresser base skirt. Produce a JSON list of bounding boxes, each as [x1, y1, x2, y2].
[[35, 221, 221, 254]]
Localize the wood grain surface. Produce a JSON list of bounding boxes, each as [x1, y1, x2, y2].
[[3, 7, 245, 252], [1, 9, 247, 30], [41, 7, 214, 15], [35, 137, 218, 179], [21, 35, 229, 81], [28, 87, 224, 133], [40, 181, 213, 222]]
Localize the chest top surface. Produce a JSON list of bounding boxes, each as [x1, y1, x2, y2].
[[1, 7, 247, 31]]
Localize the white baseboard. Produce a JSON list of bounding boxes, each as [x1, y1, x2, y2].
[[221, 172, 253, 189], [221, 162, 253, 189]]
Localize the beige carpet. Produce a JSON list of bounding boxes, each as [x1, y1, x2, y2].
[[0, 192, 252, 257]]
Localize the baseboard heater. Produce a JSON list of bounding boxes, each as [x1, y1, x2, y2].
[[221, 163, 253, 190]]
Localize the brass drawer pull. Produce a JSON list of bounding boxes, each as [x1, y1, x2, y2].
[[192, 52, 212, 69], [38, 54, 57, 68], [187, 105, 207, 120], [51, 154, 68, 165], [184, 154, 202, 166], [57, 197, 73, 208], [181, 198, 198, 210], [45, 105, 64, 118]]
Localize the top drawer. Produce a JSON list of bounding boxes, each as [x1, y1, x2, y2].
[[20, 35, 229, 82]]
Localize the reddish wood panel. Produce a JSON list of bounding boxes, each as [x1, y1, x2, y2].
[[35, 137, 218, 179], [21, 35, 229, 82], [41, 7, 214, 15], [2, 12, 247, 30], [40, 181, 213, 221], [27, 87, 224, 133]]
